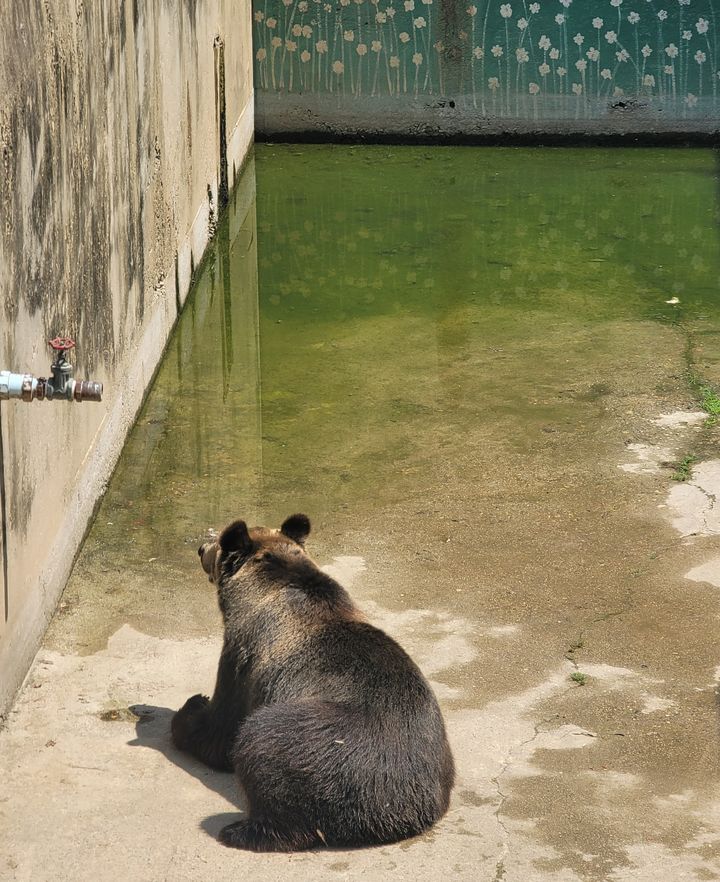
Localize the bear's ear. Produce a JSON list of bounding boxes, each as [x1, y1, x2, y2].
[[219, 520, 252, 554], [280, 513, 311, 547]]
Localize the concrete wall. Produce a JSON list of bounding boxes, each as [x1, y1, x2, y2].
[[0, 0, 254, 715], [253, 0, 719, 139]]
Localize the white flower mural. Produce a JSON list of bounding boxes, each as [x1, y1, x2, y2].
[[251, 0, 717, 116]]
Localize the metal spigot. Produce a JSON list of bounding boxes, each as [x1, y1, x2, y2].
[[0, 337, 103, 403]]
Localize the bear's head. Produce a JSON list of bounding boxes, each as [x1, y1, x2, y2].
[[198, 514, 311, 590]]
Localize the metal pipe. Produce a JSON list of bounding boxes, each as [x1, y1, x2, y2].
[[0, 337, 103, 403]]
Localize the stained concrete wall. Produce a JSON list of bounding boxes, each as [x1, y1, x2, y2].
[[253, 0, 719, 140], [0, 0, 254, 715]]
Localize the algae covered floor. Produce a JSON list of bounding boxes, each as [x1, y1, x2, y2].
[[3, 145, 720, 881]]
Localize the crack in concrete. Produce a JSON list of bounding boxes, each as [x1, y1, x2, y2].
[[491, 720, 546, 881]]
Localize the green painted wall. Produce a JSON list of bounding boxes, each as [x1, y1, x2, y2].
[[253, 0, 718, 131]]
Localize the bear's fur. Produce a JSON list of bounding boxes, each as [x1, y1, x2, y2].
[[171, 514, 455, 851]]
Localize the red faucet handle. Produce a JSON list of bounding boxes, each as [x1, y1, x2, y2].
[[48, 336, 76, 353]]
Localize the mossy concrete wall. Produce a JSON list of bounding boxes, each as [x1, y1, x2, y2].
[[0, 0, 253, 715]]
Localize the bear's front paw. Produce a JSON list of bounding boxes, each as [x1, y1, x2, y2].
[[171, 694, 210, 750]]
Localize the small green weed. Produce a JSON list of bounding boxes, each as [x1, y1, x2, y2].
[[570, 672, 588, 686], [700, 386, 720, 419], [671, 454, 697, 482]]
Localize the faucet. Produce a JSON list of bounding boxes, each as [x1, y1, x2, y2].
[[0, 337, 103, 402]]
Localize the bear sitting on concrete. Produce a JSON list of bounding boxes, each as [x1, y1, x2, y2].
[[171, 514, 455, 852]]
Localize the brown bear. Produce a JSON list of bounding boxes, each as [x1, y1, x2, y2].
[[171, 514, 455, 851]]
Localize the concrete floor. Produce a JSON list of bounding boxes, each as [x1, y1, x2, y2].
[[3, 394, 720, 881]]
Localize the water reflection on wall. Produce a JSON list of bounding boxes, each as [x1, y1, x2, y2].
[[80, 160, 263, 575]]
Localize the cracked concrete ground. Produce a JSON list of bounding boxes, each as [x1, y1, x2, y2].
[[3, 147, 720, 880]]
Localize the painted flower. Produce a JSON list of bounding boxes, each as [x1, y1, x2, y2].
[[605, 31, 617, 44], [575, 58, 587, 71], [491, 44, 504, 57], [389, 55, 400, 67], [291, 23, 302, 36], [422, 0, 433, 5], [386, 6, 396, 17], [641, 44, 652, 57], [372, 40, 382, 52], [399, 31, 410, 42], [298, 1, 308, 10], [404, 0, 414, 9], [684, 93, 698, 107], [557, 66, 567, 75], [628, 12, 639, 24], [616, 48, 629, 61], [316, 39, 328, 52], [302, 25, 313, 37], [665, 43, 678, 58], [613, 86, 624, 97], [600, 67, 612, 79], [467, 4, 477, 14], [573, 33, 584, 45], [473, 46, 484, 59], [643, 73, 655, 86], [696, 18, 709, 35], [324, 3, 332, 9], [529, 3, 540, 13], [488, 76, 500, 89], [500, 4, 512, 18], [657, 10, 667, 21], [332, 60, 345, 74], [516, 47, 529, 62], [587, 47, 600, 61], [610, 0, 622, 6], [539, 35, 551, 50], [529, 81, 540, 93], [663, 64, 673, 75], [414, 16, 427, 28], [592, 17, 603, 29], [343, 29, 354, 40], [682, 30, 692, 41], [555, 13, 565, 25], [254, 10, 265, 22], [539, 61, 550, 75], [376, 11, 387, 21], [412, 51, 423, 65], [433, 40, 444, 52], [271, 36, 282, 47], [517, 17, 528, 30], [357, 43, 368, 55], [572, 82, 583, 94], [559, 0, 572, 7], [266, 17, 277, 28], [256, 47, 267, 60], [695, 50, 706, 64], [285, 39, 297, 51], [549, 47, 560, 59], [301, 50, 311, 62]]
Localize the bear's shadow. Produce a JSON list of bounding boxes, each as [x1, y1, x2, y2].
[[128, 704, 248, 840]]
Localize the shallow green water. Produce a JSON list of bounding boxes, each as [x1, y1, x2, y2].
[[59, 145, 720, 644]]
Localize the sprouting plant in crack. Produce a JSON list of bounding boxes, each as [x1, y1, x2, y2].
[[700, 386, 720, 422], [686, 371, 720, 424], [570, 672, 588, 686], [671, 454, 698, 482]]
